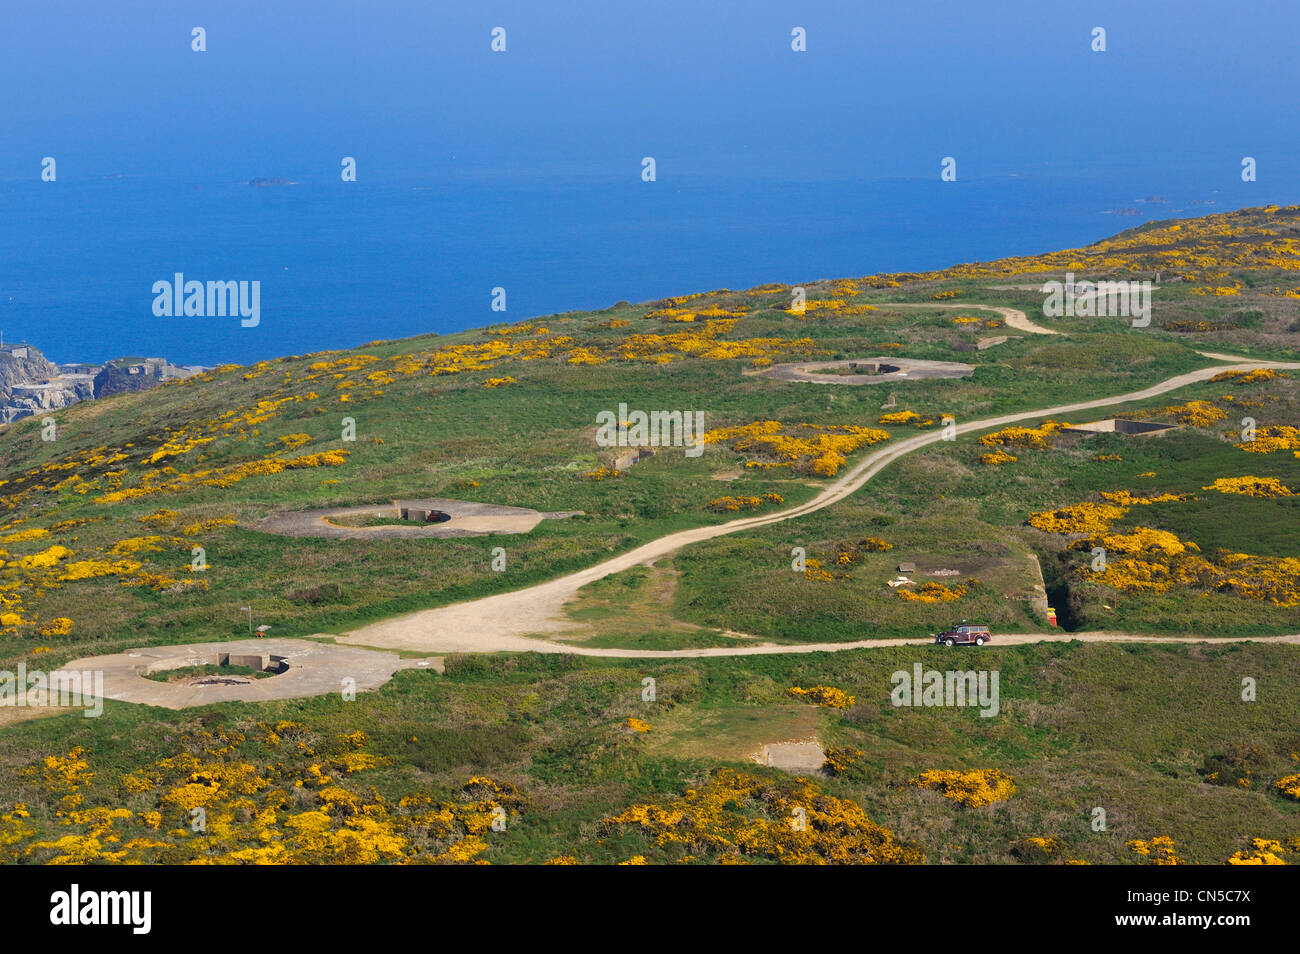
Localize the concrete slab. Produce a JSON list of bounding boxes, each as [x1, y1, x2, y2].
[[255, 497, 583, 540], [1062, 419, 1180, 436], [60, 638, 442, 710], [755, 740, 827, 775], [755, 356, 975, 385]]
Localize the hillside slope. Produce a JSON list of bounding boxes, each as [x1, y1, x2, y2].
[[1, 205, 1299, 867], [0, 204, 1297, 660]]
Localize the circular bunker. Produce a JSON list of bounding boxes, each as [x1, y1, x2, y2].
[[255, 497, 583, 539], [61, 638, 442, 710], [754, 356, 975, 385], [144, 648, 290, 685]]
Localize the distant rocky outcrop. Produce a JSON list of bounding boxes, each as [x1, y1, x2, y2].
[[0, 345, 57, 389], [93, 357, 197, 398], [0, 345, 198, 423], [0, 345, 94, 423]]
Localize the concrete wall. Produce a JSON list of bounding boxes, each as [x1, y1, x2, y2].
[[223, 653, 269, 670]]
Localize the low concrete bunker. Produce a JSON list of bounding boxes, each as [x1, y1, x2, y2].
[[398, 507, 452, 524], [61, 639, 443, 709], [256, 498, 583, 539], [144, 651, 289, 681], [1062, 419, 1180, 436], [755, 356, 976, 385], [847, 360, 901, 375]]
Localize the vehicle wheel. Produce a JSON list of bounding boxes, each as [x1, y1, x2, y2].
[[975, 637, 985, 646], [944, 638, 955, 647]]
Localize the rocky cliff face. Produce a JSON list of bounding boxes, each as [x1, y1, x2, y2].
[[0, 348, 57, 388], [0, 348, 94, 423], [0, 348, 196, 423], [93, 357, 194, 398]]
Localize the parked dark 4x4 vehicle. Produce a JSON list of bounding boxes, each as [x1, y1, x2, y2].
[[934, 622, 991, 647]]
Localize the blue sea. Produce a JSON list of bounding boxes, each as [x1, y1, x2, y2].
[[0, 170, 1287, 367]]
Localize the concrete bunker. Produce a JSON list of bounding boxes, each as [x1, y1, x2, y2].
[[754, 356, 976, 385], [144, 651, 289, 682], [1062, 419, 1181, 436], [399, 507, 452, 524], [847, 360, 901, 375], [257, 497, 584, 539], [56, 638, 440, 711]]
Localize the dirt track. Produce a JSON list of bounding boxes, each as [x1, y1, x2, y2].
[[334, 305, 1299, 658], [510, 631, 1300, 659], [882, 301, 1065, 336]]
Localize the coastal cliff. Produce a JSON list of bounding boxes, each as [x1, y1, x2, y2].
[[0, 345, 197, 423]]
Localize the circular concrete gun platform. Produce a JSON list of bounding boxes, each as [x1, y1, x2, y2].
[[752, 356, 975, 385], [255, 497, 582, 539], [61, 638, 442, 710]]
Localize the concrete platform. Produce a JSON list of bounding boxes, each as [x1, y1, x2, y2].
[[60, 638, 442, 710], [1061, 419, 1180, 436], [255, 497, 583, 539], [754, 356, 975, 385], [754, 740, 827, 775]]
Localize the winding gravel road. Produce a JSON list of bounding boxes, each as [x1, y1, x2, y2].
[[333, 303, 1299, 658]]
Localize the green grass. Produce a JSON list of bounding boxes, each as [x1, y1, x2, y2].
[[2, 204, 1299, 864], [2, 641, 1298, 864]]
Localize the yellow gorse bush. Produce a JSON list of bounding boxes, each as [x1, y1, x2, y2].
[[1161, 400, 1228, 427], [822, 747, 862, 776], [831, 537, 894, 569], [96, 448, 350, 502], [1227, 838, 1290, 865], [603, 768, 923, 864], [6, 733, 524, 865], [1028, 502, 1129, 535], [17, 545, 73, 569], [705, 494, 783, 513], [1202, 476, 1293, 497], [1088, 527, 1188, 556], [980, 450, 1017, 466], [786, 685, 855, 709], [142, 436, 216, 466], [1211, 368, 1280, 384], [897, 581, 969, 602], [1097, 553, 1300, 605], [36, 617, 73, 638], [1236, 424, 1300, 454], [878, 410, 934, 427], [909, 769, 1016, 807], [978, 420, 1069, 450], [1126, 836, 1184, 865], [1274, 774, 1300, 801], [704, 421, 889, 477], [1098, 490, 1194, 506], [4, 528, 49, 544]]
